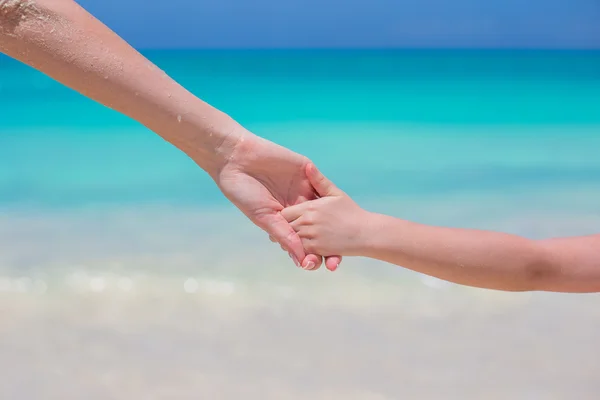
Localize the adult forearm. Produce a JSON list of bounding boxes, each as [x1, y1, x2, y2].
[[362, 213, 557, 292], [0, 0, 242, 175]]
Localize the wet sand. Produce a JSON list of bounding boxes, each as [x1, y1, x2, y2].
[[2, 287, 600, 399]]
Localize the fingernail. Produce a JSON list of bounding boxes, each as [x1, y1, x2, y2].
[[304, 261, 315, 270], [292, 255, 300, 267]]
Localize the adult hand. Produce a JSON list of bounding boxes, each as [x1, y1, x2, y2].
[[214, 131, 342, 271], [0, 0, 339, 270]]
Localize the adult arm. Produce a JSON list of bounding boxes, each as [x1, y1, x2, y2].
[[0, 0, 237, 173], [0, 0, 342, 270]]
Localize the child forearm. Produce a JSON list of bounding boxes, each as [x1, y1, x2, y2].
[[361, 213, 600, 293]]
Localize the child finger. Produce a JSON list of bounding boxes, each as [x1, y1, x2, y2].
[[280, 203, 309, 222]]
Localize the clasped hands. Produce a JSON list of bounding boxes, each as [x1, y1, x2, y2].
[[212, 130, 346, 271]]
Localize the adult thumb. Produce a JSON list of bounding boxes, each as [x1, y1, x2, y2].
[[306, 163, 341, 197]]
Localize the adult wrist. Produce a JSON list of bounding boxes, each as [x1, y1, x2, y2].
[[178, 117, 247, 178], [150, 105, 250, 178]]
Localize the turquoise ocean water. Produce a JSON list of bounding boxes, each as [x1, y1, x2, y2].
[[2, 50, 600, 208], [2, 51, 600, 399], [1, 50, 600, 287]]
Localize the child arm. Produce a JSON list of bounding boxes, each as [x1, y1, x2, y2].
[[283, 164, 600, 293]]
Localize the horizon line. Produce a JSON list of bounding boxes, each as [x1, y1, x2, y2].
[[135, 46, 600, 52]]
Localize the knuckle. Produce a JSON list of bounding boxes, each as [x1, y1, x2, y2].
[[304, 239, 325, 256], [300, 227, 314, 239], [304, 241, 318, 255], [306, 227, 320, 239]]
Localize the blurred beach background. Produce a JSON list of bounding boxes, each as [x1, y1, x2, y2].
[[1, 1, 600, 399]]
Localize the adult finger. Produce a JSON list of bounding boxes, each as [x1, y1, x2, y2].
[[268, 233, 321, 270], [301, 253, 322, 271], [263, 214, 305, 267]]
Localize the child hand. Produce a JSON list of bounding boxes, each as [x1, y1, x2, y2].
[[281, 164, 370, 260]]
